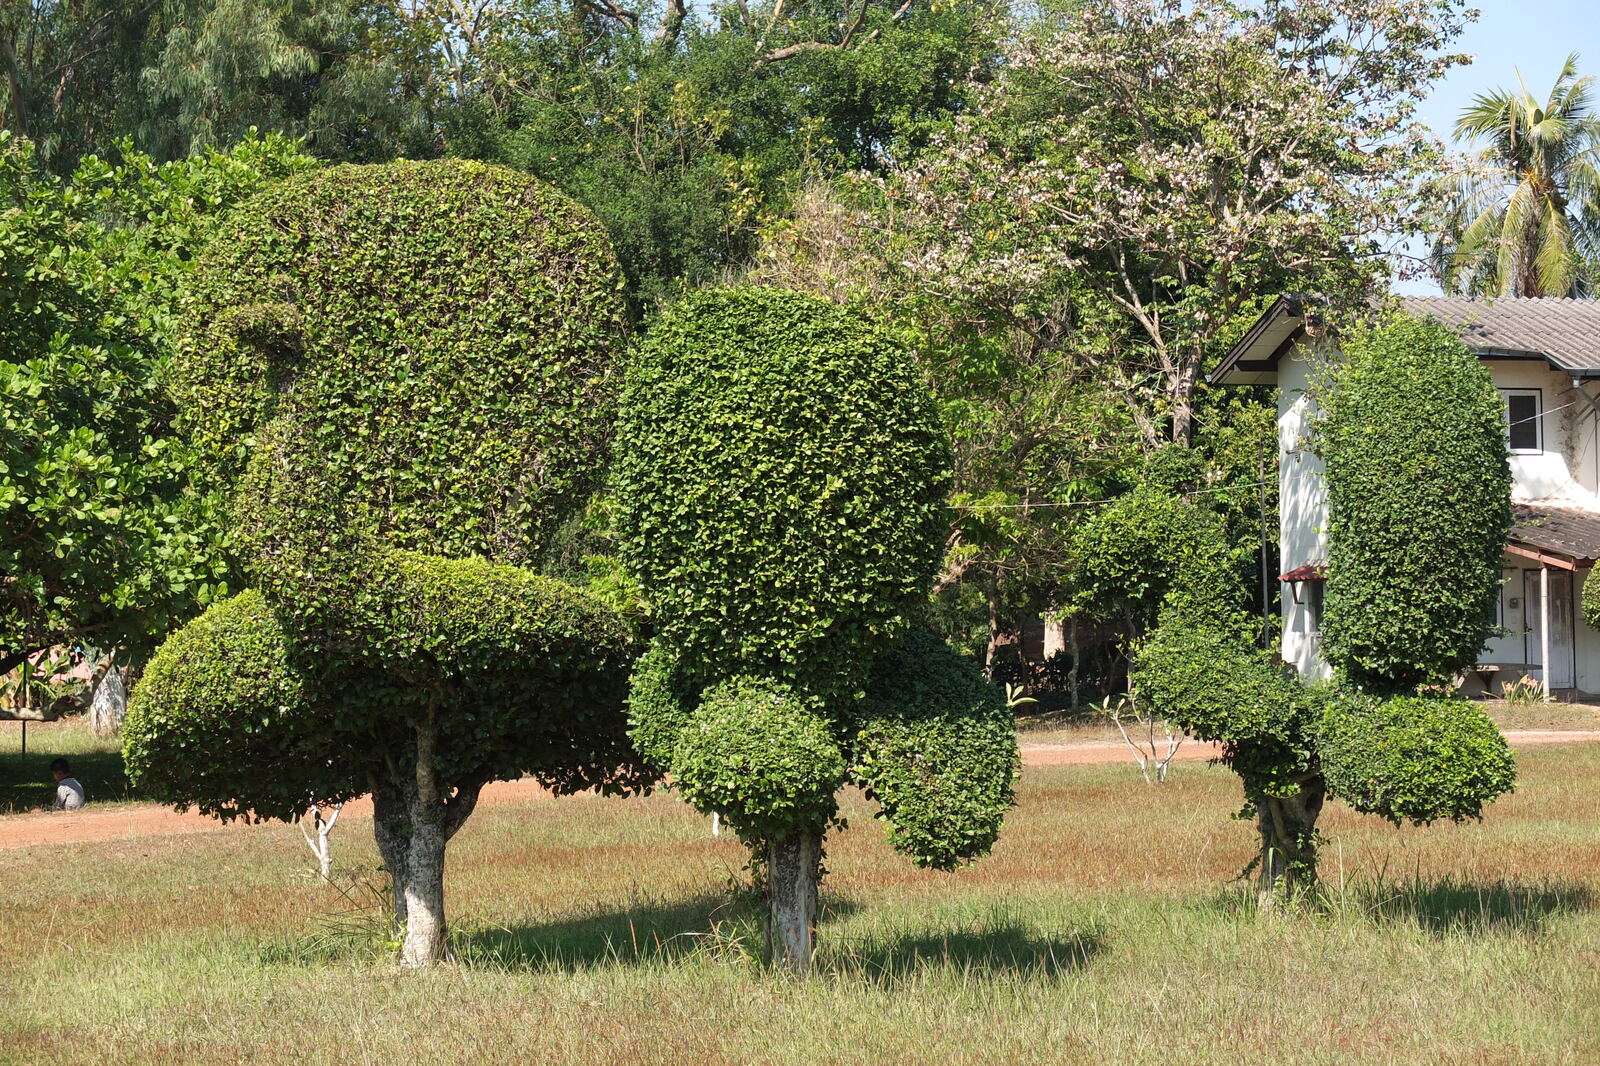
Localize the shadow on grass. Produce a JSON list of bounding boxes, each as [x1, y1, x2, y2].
[[823, 921, 1104, 985], [0, 741, 136, 813], [1201, 875, 1594, 935], [1351, 876, 1594, 934]]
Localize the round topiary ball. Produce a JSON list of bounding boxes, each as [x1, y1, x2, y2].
[[614, 285, 951, 703], [123, 590, 350, 823], [1318, 694, 1516, 826], [671, 676, 846, 841], [850, 630, 1019, 870]]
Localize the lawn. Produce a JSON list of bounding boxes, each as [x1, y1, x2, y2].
[[3, 737, 1599, 1065], [0, 718, 140, 813]]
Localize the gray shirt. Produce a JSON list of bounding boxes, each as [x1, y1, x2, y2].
[[54, 777, 86, 810]]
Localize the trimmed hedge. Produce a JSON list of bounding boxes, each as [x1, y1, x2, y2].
[[672, 677, 846, 842], [625, 639, 698, 772], [1317, 315, 1512, 690], [850, 630, 1020, 870], [614, 285, 951, 703], [1319, 695, 1516, 826], [123, 590, 347, 823], [172, 158, 629, 598], [1131, 623, 1316, 803]]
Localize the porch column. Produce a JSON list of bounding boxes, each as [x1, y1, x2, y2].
[[1541, 564, 1552, 696]]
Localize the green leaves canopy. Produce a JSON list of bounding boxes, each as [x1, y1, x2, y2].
[[1317, 314, 1513, 692]]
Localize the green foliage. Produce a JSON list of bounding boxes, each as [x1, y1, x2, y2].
[[1317, 314, 1513, 691], [1130, 623, 1315, 804], [615, 285, 951, 703], [1319, 695, 1517, 826], [625, 640, 698, 772], [671, 677, 846, 843], [851, 630, 1019, 870], [172, 158, 629, 655], [123, 590, 343, 823], [1062, 484, 1247, 635], [0, 131, 305, 669]]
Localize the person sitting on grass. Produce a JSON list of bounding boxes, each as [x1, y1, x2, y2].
[[50, 758, 85, 810]]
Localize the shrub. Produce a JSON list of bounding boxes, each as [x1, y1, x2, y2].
[[1317, 314, 1512, 691], [1319, 695, 1517, 825], [672, 677, 846, 843], [614, 285, 951, 703], [851, 630, 1019, 870], [123, 590, 343, 823], [133, 159, 649, 968]]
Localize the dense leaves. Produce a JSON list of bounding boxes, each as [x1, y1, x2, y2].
[[851, 630, 1019, 870], [616, 284, 1016, 878], [1318, 695, 1516, 826], [1317, 314, 1513, 691], [672, 677, 846, 844], [0, 132, 309, 673], [615, 285, 950, 702]]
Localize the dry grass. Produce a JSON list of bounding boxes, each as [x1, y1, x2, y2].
[[4, 746, 1600, 1065]]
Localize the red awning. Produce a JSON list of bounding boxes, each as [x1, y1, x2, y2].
[[1278, 563, 1327, 583]]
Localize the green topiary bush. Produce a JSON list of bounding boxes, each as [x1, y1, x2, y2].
[[614, 285, 952, 702], [615, 285, 1017, 969], [1318, 695, 1516, 826], [851, 630, 1020, 871], [123, 590, 341, 824], [127, 159, 651, 968], [672, 677, 847, 844], [1317, 314, 1513, 691]]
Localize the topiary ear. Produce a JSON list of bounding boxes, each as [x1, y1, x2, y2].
[[670, 676, 846, 843], [848, 631, 1019, 871], [625, 640, 698, 773], [1319, 694, 1516, 826]]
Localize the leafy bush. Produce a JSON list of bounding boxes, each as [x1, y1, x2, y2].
[[614, 285, 952, 703], [672, 677, 847, 843], [171, 157, 629, 589], [1131, 623, 1315, 803], [851, 630, 1019, 870], [1063, 485, 1247, 634], [1317, 315, 1512, 690], [123, 590, 343, 823], [1319, 695, 1516, 825]]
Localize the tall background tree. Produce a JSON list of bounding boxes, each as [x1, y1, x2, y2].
[[1433, 53, 1600, 298]]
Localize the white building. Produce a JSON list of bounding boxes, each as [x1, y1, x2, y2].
[[1214, 295, 1600, 697]]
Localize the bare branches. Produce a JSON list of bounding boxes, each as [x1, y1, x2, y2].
[[755, 0, 917, 68]]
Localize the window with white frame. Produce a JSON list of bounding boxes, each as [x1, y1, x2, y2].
[[1501, 389, 1542, 453]]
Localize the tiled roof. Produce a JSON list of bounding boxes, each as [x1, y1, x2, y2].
[[1510, 503, 1600, 565], [1399, 297, 1600, 372]]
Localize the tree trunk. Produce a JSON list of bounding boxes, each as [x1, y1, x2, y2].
[[400, 712, 448, 968], [371, 780, 411, 928], [767, 832, 820, 973], [1255, 777, 1325, 907]]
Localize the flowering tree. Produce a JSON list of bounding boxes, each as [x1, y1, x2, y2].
[[879, 0, 1472, 445]]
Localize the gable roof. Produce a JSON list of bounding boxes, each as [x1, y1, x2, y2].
[[1211, 295, 1600, 384]]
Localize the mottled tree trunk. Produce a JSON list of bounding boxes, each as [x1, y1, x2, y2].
[[768, 832, 820, 973], [371, 779, 411, 928], [400, 712, 448, 969], [1255, 777, 1325, 907]]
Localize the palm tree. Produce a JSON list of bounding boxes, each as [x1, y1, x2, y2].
[[1433, 54, 1600, 297]]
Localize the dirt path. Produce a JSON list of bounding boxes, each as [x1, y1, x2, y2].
[[5, 730, 1599, 851]]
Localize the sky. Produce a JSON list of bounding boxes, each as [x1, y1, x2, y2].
[[1395, 0, 1600, 295]]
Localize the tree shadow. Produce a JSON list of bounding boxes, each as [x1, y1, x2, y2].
[[453, 893, 865, 972], [1351, 876, 1594, 934], [821, 919, 1104, 984]]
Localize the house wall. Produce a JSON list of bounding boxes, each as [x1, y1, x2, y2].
[[1274, 348, 1600, 690]]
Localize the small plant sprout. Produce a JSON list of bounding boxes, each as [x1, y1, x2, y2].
[[1100, 694, 1183, 784], [1004, 684, 1036, 713]]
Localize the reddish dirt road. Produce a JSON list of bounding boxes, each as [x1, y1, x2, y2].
[[4, 730, 1598, 851]]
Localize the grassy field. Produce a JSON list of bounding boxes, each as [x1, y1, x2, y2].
[[4, 733, 1600, 1066], [0, 718, 139, 813]]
